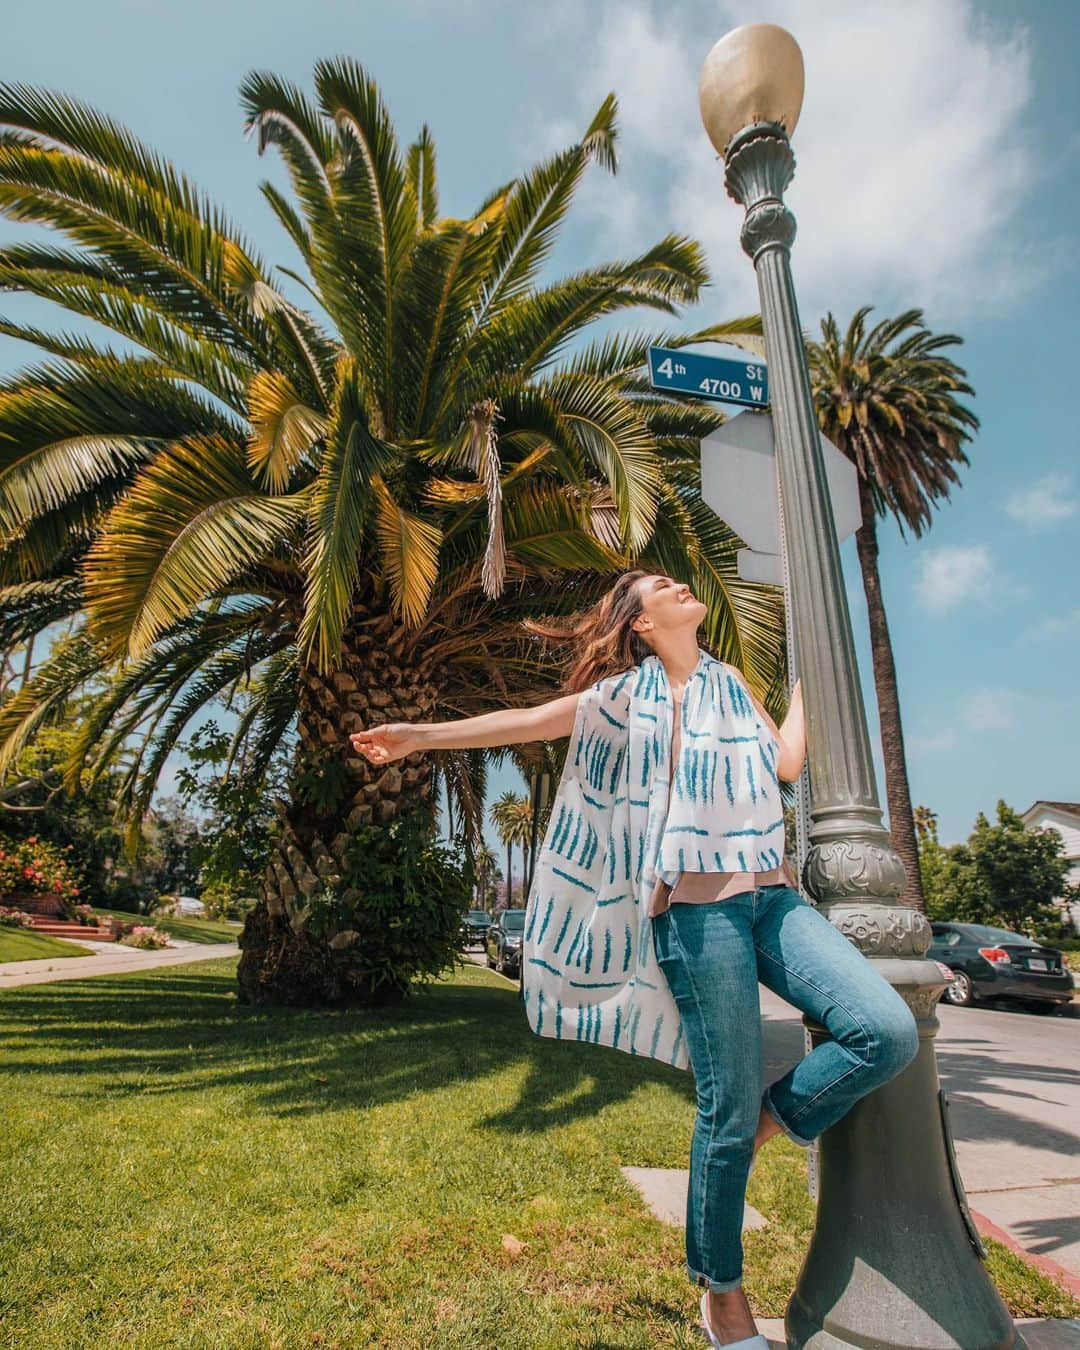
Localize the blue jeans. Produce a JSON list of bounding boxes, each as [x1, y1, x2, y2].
[[650, 883, 919, 1293]]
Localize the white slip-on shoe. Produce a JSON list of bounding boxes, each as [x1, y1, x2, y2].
[[699, 1292, 769, 1349]]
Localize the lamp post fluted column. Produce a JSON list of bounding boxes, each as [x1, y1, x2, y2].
[[725, 122, 912, 933], [700, 25, 1024, 1350]]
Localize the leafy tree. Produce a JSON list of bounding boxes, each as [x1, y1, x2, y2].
[[174, 719, 290, 912], [0, 692, 124, 903], [144, 795, 203, 895], [913, 803, 949, 914], [0, 68, 783, 1006], [919, 799, 1072, 937], [808, 308, 978, 911]]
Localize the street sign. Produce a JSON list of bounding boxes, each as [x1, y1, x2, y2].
[[699, 411, 860, 585], [735, 547, 785, 586], [648, 345, 769, 409]]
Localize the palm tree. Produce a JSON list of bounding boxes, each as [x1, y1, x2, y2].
[[472, 843, 498, 910], [807, 308, 978, 911], [489, 791, 533, 906], [0, 67, 784, 1005], [912, 804, 938, 846]]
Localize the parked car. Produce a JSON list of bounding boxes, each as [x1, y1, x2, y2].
[[485, 908, 527, 977], [460, 909, 491, 949], [928, 921, 1074, 1012]]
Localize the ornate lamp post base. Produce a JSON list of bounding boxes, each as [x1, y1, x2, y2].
[[792, 966, 1022, 1349]]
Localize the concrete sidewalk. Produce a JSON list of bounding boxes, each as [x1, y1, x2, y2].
[[747, 1316, 1080, 1346], [0, 936, 239, 988]]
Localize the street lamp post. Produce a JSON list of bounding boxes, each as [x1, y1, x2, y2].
[[698, 25, 1023, 1350]]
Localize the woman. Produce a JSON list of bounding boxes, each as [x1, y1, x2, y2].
[[350, 570, 919, 1349]]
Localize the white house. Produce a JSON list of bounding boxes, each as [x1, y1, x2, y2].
[[1020, 801, 1080, 933]]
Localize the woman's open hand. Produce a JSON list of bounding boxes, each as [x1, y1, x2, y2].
[[349, 723, 422, 765]]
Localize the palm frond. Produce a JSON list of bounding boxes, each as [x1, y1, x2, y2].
[[406, 124, 438, 230], [371, 474, 441, 625], [298, 358, 392, 668], [245, 369, 327, 490], [81, 433, 306, 658], [0, 628, 102, 778]]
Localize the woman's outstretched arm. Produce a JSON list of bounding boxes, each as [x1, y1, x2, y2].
[[349, 692, 581, 766]]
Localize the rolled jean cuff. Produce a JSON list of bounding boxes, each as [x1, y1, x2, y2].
[[689, 1264, 742, 1293], [762, 1084, 815, 1149]]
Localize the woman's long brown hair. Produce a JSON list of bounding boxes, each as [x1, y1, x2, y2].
[[524, 570, 654, 693]]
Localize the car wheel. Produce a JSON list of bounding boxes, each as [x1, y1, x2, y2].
[[943, 969, 975, 1006]]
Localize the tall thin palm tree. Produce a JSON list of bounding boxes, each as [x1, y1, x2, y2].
[[912, 804, 938, 846], [807, 307, 978, 911], [0, 68, 784, 1003], [489, 790, 532, 906], [473, 843, 498, 910]]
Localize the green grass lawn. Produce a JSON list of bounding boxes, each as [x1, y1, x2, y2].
[[0, 957, 1075, 1348], [90, 906, 242, 945], [0, 926, 95, 962]]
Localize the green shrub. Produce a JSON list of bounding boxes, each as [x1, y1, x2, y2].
[[104, 875, 158, 914], [290, 811, 471, 1004], [200, 879, 257, 922]]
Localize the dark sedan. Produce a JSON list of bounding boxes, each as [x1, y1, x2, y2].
[[928, 921, 1074, 1012], [460, 909, 491, 949], [485, 908, 527, 978]]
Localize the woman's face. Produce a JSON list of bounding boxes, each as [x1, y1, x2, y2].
[[631, 574, 708, 639]]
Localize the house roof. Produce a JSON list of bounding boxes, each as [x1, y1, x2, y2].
[[1024, 801, 1080, 819]]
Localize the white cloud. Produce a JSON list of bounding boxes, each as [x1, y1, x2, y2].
[[962, 687, 1020, 731], [1024, 606, 1080, 640], [908, 728, 958, 755], [914, 685, 1021, 752], [910, 684, 1021, 752], [1005, 471, 1078, 528], [530, 0, 1043, 321], [913, 543, 994, 614]]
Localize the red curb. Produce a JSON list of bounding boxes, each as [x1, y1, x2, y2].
[[969, 1207, 1080, 1298]]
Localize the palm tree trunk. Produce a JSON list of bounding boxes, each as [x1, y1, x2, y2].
[[853, 474, 926, 911], [237, 614, 439, 1005]]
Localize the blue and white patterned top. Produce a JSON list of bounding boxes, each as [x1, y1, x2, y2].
[[521, 648, 783, 1072]]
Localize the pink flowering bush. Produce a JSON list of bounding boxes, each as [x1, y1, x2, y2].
[[0, 836, 81, 912], [0, 905, 34, 928], [119, 924, 171, 950]]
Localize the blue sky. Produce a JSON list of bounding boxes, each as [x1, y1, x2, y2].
[[3, 0, 1078, 866]]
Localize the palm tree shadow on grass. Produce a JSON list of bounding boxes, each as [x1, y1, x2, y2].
[[0, 960, 693, 1130]]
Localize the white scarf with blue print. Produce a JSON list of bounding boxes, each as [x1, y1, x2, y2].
[[521, 649, 783, 1071]]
